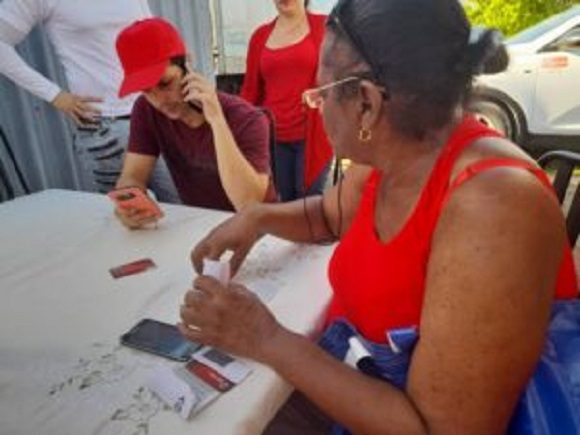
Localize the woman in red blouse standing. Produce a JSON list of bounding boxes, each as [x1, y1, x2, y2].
[[240, 0, 333, 202]]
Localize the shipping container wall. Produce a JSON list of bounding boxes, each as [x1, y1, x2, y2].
[[213, 0, 337, 74]]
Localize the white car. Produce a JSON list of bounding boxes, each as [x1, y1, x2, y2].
[[471, 6, 580, 152]]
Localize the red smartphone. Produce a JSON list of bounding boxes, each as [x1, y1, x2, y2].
[[108, 186, 162, 218], [109, 258, 156, 279]]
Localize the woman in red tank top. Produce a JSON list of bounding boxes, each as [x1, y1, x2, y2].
[[181, 0, 578, 433]]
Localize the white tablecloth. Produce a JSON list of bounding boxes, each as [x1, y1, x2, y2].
[[0, 190, 334, 435]]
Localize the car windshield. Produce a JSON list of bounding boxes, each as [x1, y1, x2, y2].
[[508, 6, 580, 45]]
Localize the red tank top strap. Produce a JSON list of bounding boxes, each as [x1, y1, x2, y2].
[[444, 157, 577, 300], [442, 116, 503, 164], [363, 116, 502, 196], [444, 158, 555, 206]]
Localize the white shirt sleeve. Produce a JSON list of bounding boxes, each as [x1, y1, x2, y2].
[[0, 0, 61, 102], [139, 0, 152, 17]]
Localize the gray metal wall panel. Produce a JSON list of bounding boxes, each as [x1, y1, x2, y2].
[[0, 0, 211, 198], [151, 0, 213, 77]]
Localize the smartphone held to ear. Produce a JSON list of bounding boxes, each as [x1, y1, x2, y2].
[[183, 77, 203, 114], [187, 100, 203, 114], [108, 186, 162, 218], [175, 59, 203, 114]]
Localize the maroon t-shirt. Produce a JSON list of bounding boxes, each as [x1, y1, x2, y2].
[[129, 92, 274, 211]]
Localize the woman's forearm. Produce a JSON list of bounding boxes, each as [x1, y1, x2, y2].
[[259, 328, 427, 435], [249, 195, 337, 243]]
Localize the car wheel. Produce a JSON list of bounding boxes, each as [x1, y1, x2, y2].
[[470, 99, 523, 144]]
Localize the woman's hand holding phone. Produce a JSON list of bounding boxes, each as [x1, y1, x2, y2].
[[181, 66, 224, 125]]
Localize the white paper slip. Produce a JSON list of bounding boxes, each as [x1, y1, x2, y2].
[[146, 365, 199, 420], [202, 258, 231, 285], [193, 347, 252, 384], [173, 365, 221, 414]]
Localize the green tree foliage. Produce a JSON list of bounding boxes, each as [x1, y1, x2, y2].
[[464, 0, 579, 36]]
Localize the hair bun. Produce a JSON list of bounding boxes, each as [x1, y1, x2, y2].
[[466, 27, 509, 75]]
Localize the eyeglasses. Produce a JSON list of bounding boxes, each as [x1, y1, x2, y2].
[[302, 71, 387, 110], [302, 76, 361, 109]]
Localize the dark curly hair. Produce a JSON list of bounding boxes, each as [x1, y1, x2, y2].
[[324, 0, 508, 140]]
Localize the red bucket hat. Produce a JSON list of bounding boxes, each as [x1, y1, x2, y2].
[[116, 18, 186, 98]]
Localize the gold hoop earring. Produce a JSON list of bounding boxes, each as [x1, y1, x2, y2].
[[359, 127, 372, 142]]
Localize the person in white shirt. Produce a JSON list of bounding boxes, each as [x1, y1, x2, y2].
[[0, 0, 178, 201]]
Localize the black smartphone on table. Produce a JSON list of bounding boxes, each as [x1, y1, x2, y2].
[[120, 318, 201, 362]]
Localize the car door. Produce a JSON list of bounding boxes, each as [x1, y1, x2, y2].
[[532, 25, 580, 136]]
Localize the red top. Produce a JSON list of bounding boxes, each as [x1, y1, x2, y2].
[[240, 13, 333, 189], [129, 93, 276, 211], [327, 117, 578, 342], [261, 34, 318, 141]]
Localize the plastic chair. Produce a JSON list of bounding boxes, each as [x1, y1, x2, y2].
[[538, 150, 580, 247]]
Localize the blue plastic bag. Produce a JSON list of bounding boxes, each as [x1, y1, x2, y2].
[[319, 300, 580, 435], [507, 301, 580, 435]]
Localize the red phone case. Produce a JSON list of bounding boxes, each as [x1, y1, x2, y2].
[[108, 187, 162, 217]]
